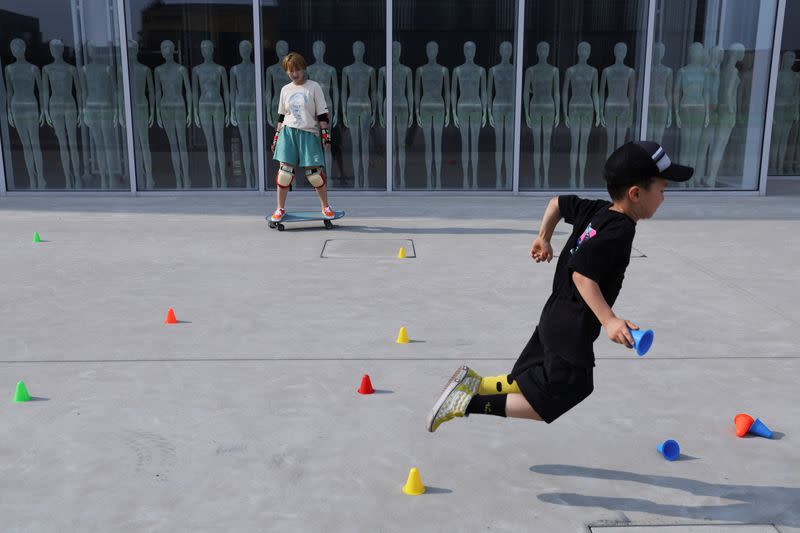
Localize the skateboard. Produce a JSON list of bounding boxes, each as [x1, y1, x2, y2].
[[266, 210, 345, 231]]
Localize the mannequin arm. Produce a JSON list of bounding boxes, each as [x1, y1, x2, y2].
[[41, 68, 52, 126], [5, 68, 14, 128], [34, 66, 44, 126], [331, 69, 340, 127], [598, 69, 607, 126], [341, 69, 349, 128], [628, 68, 636, 111], [522, 69, 531, 126], [229, 68, 238, 126], [553, 69, 561, 126], [665, 71, 673, 127], [191, 70, 200, 126], [406, 71, 413, 126], [414, 68, 422, 126], [377, 68, 385, 127], [592, 69, 600, 127], [221, 66, 231, 126], [182, 67, 192, 127], [444, 67, 451, 127], [562, 70, 571, 127], [369, 67, 376, 127], [265, 71, 274, 126], [450, 68, 459, 128], [673, 71, 682, 128], [154, 69, 163, 128]]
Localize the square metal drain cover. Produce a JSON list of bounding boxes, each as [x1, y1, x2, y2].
[[590, 526, 778, 532], [321, 239, 416, 258]]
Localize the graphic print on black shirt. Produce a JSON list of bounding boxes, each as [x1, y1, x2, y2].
[[536, 195, 637, 368]]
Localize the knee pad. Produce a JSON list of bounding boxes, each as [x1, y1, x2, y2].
[[276, 163, 295, 188], [305, 166, 326, 188]]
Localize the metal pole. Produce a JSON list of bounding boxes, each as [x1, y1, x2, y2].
[[253, 0, 267, 193], [115, 0, 138, 194], [759, 0, 786, 195], [511, 0, 525, 193], [639, 0, 657, 141], [385, 0, 393, 193]]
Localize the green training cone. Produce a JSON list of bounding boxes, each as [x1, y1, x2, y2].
[[33, 232, 41, 243], [14, 381, 31, 402]]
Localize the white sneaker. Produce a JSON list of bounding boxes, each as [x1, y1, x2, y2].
[[426, 365, 482, 432], [270, 208, 286, 222]]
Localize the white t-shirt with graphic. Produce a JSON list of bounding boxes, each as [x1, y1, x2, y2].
[[278, 79, 329, 135]]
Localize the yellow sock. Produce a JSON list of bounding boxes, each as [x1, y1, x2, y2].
[[478, 374, 520, 395]]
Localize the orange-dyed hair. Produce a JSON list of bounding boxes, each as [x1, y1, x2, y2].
[[282, 52, 307, 71]]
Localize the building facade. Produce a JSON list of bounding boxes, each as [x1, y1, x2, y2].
[[0, 0, 798, 196]]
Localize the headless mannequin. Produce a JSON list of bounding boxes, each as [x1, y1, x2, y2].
[[265, 40, 290, 129], [378, 41, 413, 189], [5, 38, 45, 189], [770, 51, 799, 174], [155, 39, 192, 189], [341, 40, 376, 189], [674, 42, 709, 186], [307, 40, 339, 183], [121, 40, 155, 189], [706, 43, 745, 187], [562, 41, 599, 189], [415, 41, 450, 190], [42, 38, 81, 189], [524, 41, 559, 189], [452, 41, 486, 189], [81, 43, 118, 189], [192, 39, 230, 189], [230, 40, 257, 189], [600, 42, 636, 158], [488, 41, 514, 190], [647, 42, 672, 145], [696, 46, 724, 186]]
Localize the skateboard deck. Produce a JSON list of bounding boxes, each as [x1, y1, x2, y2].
[[266, 210, 345, 231]]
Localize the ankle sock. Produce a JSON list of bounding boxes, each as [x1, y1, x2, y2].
[[478, 374, 520, 396]]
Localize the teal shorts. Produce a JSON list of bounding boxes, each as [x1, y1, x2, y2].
[[273, 126, 325, 168]]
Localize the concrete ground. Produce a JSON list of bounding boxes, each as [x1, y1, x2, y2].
[[1, 192, 798, 533]]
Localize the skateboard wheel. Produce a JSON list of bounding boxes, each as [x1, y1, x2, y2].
[[268, 221, 276, 229], [277, 224, 285, 231], [324, 220, 333, 229]]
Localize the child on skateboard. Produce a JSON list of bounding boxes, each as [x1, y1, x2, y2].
[[270, 52, 334, 222]]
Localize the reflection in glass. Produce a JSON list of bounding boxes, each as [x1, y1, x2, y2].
[[154, 39, 192, 189], [123, 40, 155, 190], [562, 41, 599, 189], [43, 39, 81, 189], [647, 42, 672, 145], [599, 42, 636, 158], [770, 51, 799, 175]]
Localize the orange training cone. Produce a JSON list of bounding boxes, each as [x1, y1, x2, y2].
[[358, 374, 375, 394], [734, 413, 754, 437], [164, 307, 178, 324]]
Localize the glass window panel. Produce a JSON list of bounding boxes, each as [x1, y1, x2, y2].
[[520, 1, 649, 190], [1, 0, 128, 191], [647, 0, 778, 190], [261, 0, 386, 192], [123, 0, 255, 190], [769, 0, 800, 177], [393, 0, 517, 190]]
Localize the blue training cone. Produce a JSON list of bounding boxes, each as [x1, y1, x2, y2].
[[657, 439, 680, 461], [748, 418, 773, 439], [630, 329, 654, 356]]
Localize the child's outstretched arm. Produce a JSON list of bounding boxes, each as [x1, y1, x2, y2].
[[530, 197, 560, 263], [572, 271, 638, 348]]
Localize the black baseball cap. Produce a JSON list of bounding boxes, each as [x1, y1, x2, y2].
[[604, 141, 693, 186]]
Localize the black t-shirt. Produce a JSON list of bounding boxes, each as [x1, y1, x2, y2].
[[537, 195, 637, 368]]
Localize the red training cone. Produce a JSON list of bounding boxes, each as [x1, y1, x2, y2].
[[358, 374, 375, 394], [734, 413, 754, 437], [164, 307, 178, 324]]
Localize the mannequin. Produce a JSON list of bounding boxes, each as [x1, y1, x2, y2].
[[341, 40, 376, 189], [230, 40, 257, 189], [42, 38, 81, 189], [674, 42, 709, 184], [415, 41, 450, 190], [307, 40, 340, 182], [600, 42, 636, 158], [5, 38, 45, 189], [562, 41, 599, 189], [265, 40, 290, 128], [524, 41, 559, 189], [81, 43, 118, 190], [192, 39, 230, 189], [696, 45, 724, 186], [121, 40, 155, 189], [452, 41, 486, 189], [154, 39, 192, 189], [378, 41, 413, 188], [769, 51, 799, 174], [488, 41, 514, 190], [707, 43, 745, 187], [647, 42, 672, 145]]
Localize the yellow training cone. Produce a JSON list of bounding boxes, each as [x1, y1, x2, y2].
[[396, 246, 406, 259], [402, 467, 425, 495], [396, 326, 409, 344]]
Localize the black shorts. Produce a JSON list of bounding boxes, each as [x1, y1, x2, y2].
[[509, 328, 594, 423]]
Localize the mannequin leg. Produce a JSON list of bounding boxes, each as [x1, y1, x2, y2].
[[395, 111, 408, 189], [359, 109, 370, 189], [568, 121, 580, 189], [504, 113, 513, 189], [238, 118, 253, 188], [350, 113, 362, 188], [433, 113, 444, 189], [100, 116, 117, 189], [52, 113, 73, 188], [421, 113, 433, 189], [542, 112, 554, 188], [176, 114, 190, 188], [163, 117, 181, 189], [200, 112, 218, 188], [213, 108, 226, 188], [459, 115, 470, 188], [494, 115, 503, 188], [469, 113, 480, 189], [578, 113, 591, 189], [532, 119, 542, 189]]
